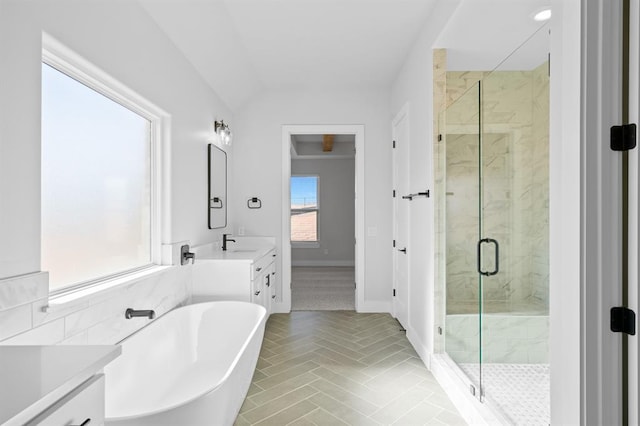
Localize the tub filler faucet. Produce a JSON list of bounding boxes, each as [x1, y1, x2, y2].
[[181, 244, 196, 265], [222, 234, 236, 251], [125, 308, 156, 319]]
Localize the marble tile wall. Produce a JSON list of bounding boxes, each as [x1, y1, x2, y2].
[[438, 64, 549, 314], [0, 244, 191, 345], [445, 314, 549, 364]]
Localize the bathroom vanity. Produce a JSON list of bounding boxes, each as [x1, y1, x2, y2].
[[191, 237, 277, 314], [0, 345, 121, 426]]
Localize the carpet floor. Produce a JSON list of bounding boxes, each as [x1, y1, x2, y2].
[[291, 266, 355, 311]]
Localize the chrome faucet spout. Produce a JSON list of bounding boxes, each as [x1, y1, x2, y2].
[[222, 234, 236, 251], [125, 308, 155, 319]]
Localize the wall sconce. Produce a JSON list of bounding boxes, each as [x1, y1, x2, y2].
[[214, 120, 233, 146]]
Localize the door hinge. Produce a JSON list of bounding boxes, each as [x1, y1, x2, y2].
[[393, 190, 396, 198], [393, 289, 396, 297], [611, 307, 636, 335], [438, 134, 442, 142], [393, 140, 396, 148], [610, 123, 637, 151], [393, 239, 396, 248]]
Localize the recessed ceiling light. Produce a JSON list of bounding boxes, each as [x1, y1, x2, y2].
[[533, 8, 552, 21]]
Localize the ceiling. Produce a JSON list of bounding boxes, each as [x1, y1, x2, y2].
[[291, 134, 355, 159], [137, 0, 551, 111], [138, 0, 438, 111], [436, 0, 550, 71]]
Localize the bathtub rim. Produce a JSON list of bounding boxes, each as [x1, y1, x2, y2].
[[105, 300, 267, 422]]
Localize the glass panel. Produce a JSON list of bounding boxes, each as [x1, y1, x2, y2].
[[290, 175, 319, 242], [443, 81, 482, 395], [479, 23, 550, 423], [41, 63, 152, 291]]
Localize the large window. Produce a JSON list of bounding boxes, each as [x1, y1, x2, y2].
[[290, 176, 319, 243], [41, 60, 156, 292]]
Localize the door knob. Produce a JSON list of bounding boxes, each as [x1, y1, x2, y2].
[[398, 248, 407, 254]]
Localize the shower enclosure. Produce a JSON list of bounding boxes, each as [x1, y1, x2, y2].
[[435, 25, 550, 424]]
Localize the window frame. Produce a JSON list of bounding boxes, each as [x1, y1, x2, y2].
[[290, 174, 320, 248], [42, 34, 167, 296]]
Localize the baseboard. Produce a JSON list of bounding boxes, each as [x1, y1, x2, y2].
[[356, 300, 391, 313], [292, 260, 355, 267], [406, 327, 431, 370]]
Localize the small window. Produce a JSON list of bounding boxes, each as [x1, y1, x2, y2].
[[41, 60, 157, 292], [290, 176, 319, 242]]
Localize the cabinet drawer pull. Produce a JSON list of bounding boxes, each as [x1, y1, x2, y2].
[[254, 290, 261, 296], [72, 419, 91, 426], [256, 267, 262, 272]]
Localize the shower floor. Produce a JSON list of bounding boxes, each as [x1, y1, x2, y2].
[[459, 363, 550, 425]]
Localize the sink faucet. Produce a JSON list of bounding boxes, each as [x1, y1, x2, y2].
[[125, 308, 155, 319], [222, 234, 236, 251]]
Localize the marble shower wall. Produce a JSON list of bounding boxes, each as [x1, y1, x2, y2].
[[441, 62, 549, 314]]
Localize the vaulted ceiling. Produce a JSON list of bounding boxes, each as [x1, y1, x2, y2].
[[138, 0, 550, 111]]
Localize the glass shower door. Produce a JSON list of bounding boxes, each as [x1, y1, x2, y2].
[[443, 81, 483, 398], [478, 23, 550, 423]]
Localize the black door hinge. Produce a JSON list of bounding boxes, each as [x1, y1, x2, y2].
[[393, 239, 396, 248], [393, 289, 396, 297], [438, 134, 442, 142], [393, 190, 396, 198], [393, 140, 396, 148], [611, 123, 637, 151], [611, 307, 636, 335]]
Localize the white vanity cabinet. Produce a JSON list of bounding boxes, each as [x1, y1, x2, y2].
[[192, 245, 278, 314]]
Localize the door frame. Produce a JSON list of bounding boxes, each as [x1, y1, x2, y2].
[[392, 103, 410, 327], [280, 124, 365, 312]]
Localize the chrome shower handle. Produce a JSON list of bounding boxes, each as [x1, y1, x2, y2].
[[477, 238, 499, 276]]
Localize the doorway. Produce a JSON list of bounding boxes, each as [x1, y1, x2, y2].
[[281, 125, 365, 312]]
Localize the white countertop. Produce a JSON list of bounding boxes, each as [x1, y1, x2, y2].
[[0, 345, 121, 425], [192, 237, 276, 261]]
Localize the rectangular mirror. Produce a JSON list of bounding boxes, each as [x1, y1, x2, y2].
[[208, 144, 227, 229]]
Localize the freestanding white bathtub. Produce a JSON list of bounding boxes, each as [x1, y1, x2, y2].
[[104, 301, 267, 426]]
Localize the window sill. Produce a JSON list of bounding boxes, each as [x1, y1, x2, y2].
[[44, 265, 173, 313], [292, 242, 320, 249]]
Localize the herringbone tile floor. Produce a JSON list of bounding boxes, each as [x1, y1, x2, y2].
[[235, 311, 467, 425]]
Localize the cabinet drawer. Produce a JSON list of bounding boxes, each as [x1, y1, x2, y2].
[[27, 374, 105, 426], [251, 249, 276, 280]]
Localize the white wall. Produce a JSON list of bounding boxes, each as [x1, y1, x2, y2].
[[231, 89, 391, 309], [291, 158, 355, 266], [390, 0, 461, 360], [0, 0, 230, 343]]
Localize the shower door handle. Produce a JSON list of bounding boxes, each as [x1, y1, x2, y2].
[[477, 238, 499, 276]]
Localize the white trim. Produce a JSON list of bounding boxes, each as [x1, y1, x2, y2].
[[280, 125, 365, 313], [627, 0, 640, 422], [291, 260, 355, 267], [41, 33, 171, 297], [579, 0, 624, 423]]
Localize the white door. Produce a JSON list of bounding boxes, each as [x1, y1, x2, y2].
[[392, 106, 410, 329]]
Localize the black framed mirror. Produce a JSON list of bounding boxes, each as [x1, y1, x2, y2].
[[208, 144, 227, 229]]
